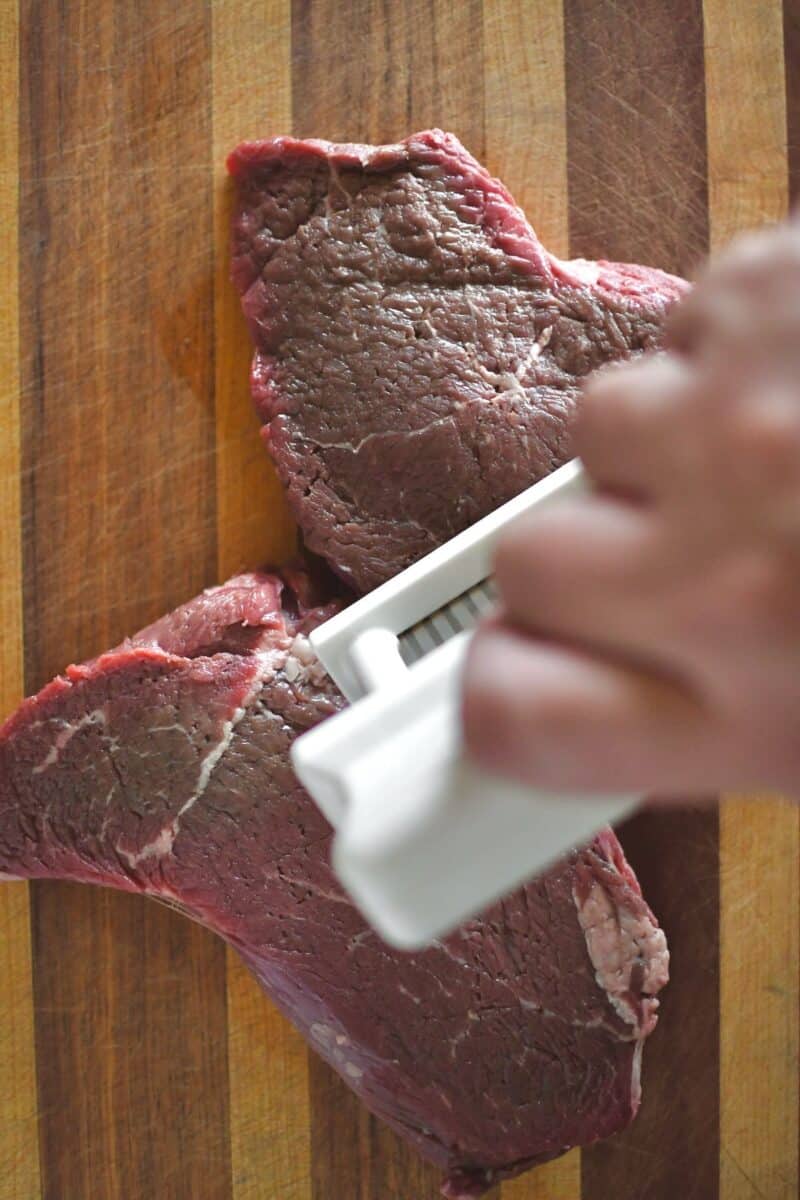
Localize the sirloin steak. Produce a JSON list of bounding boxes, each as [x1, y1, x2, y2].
[[0, 131, 683, 1197], [0, 569, 668, 1198], [228, 129, 688, 592]]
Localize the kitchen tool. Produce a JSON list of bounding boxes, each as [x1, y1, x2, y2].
[[291, 460, 639, 948]]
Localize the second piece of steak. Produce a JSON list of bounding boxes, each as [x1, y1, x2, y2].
[[0, 570, 668, 1198], [229, 129, 687, 592]]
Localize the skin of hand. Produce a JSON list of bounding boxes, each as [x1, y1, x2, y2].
[[462, 219, 800, 800]]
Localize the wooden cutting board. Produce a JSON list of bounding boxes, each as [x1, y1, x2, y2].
[[1, 2, 798, 1198]]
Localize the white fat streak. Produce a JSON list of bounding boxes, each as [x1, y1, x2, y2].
[[32, 708, 108, 775], [176, 704, 247, 821], [574, 879, 669, 1030], [515, 325, 553, 379], [119, 702, 248, 867], [310, 414, 452, 457], [283, 635, 328, 687], [118, 651, 284, 869]]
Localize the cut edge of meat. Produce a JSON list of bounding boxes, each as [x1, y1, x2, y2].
[[226, 128, 688, 593], [226, 128, 687, 305], [0, 565, 667, 1199]]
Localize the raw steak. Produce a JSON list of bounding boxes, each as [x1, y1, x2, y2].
[[228, 129, 688, 592], [0, 131, 682, 1196], [0, 568, 668, 1197]]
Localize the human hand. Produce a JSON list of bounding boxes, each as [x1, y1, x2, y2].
[[463, 219, 800, 800]]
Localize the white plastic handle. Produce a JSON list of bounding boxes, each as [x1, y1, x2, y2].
[[292, 632, 638, 948]]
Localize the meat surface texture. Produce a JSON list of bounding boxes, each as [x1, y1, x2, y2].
[[228, 129, 687, 592], [0, 571, 668, 1198], [0, 131, 682, 1197]]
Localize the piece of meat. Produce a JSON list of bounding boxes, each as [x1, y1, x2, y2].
[[0, 131, 680, 1195], [228, 129, 688, 592], [0, 569, 668, 1197]]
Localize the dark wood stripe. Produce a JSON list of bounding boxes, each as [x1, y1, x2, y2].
[[291, 1, 485, 1195], [19, 2, 230, 1197], [291, 0, 485, 154], [308, 1053, 372, 1198], [786, 0, 800, 208], [586, 808, 720, 1200], [564, 6, 718, 1200], [565, 0, 709, 278]]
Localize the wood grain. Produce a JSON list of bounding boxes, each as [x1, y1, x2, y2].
[[291, 3, 485, 1195], [562, 5, 719, 1200], [704, 6, 799, 1197], [213, 0, 297, 579], [483, 0, 569, 256], [786, 0, 800, 206], [3, 2, 799, 1196], [19, 2, 230, 1197], [564, 0, 709, 278], [0, 4, 40, 1198], [484, 5, 578, 1198], [292, 0, 485, 154], [719, 799, 799, 1200], [0, 0, 22, 726], [211, 4, 311, 1198], [0, 885, 38, 1200], [705, 0, 789, 245]]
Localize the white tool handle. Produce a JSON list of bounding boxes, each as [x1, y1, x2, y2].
[[291, 460, 639, 948], [312, 458, 587, 702], [292, 633, 637, 948]]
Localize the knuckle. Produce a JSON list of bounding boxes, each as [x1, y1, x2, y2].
[[576, 375, 624, 444], [580, 355, 687, 426], [717, 226, 800, 298], [493, 510, 565, 586], [531, 691, 582, 741], [729, 406, 800, 480], [724, 228, 781, 275], [731, 548, 799, 632], [462, 646, 511, 755], [492, 523, 529, 590]]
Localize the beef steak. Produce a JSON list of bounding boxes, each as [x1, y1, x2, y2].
[[0, 130, 683, 1197], [228, 129, 687, 592], [0, 569, 668, 1198]]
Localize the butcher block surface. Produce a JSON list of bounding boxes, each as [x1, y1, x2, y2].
[[1, 2, 798, 1198]]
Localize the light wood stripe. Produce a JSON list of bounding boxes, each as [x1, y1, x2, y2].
[[484, 4, 578, 1197], [224, 953, 312, 1200], [483, 0, 569, 256], [0, 4, 40, 1197], [705, 0, 789, 246], [0, 886, 38, 1200], [719, 798, 799, 1200], [502, 1157, 580, 1200], [21, 2, 229, 1195], [212, 0, 297, 577], [704, 7, 799, 1197], [211, 5, 311, 1198]]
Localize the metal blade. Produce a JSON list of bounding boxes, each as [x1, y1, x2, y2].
[[399, 578, 498, 665]]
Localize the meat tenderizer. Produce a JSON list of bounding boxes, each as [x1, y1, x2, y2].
[[291, 460, 638, 949]]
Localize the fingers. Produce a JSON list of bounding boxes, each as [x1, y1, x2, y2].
[[666, 222, 800, 366], [462, 624, 717, 794], [575, 355, 700, 499], [493, 495, 674, 661]]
